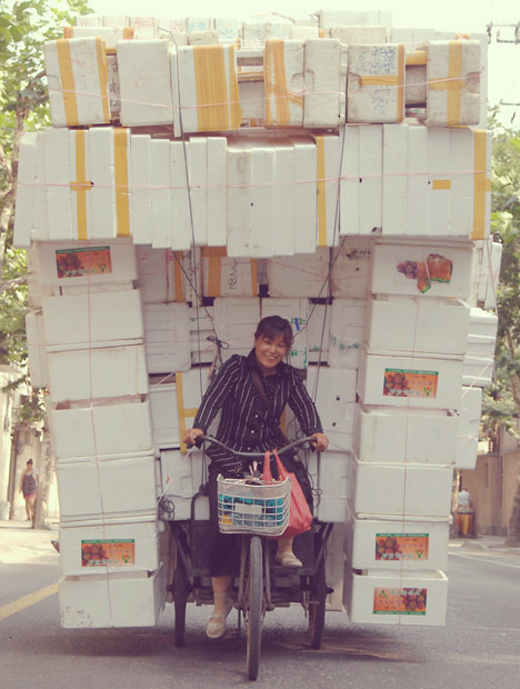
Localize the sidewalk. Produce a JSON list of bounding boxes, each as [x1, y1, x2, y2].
[[0, 518, 59, 565], [449, 533, 520, 556]]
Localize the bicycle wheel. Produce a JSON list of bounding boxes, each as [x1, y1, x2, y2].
[[245, 535, 263, 681], [174, 558, 189, 647], [308, 555, 326, 650]]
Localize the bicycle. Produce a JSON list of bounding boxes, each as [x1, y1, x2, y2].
[[168, 436, 333, 681]]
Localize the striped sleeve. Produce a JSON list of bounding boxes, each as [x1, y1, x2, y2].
[[287, 377, 323, 436], [192, 355, 240, 433]]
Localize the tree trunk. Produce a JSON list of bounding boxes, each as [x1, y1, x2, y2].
[[506, 469, 520, 546]]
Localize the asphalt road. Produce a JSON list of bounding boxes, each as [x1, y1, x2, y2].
[[1, 522, 519, 689]]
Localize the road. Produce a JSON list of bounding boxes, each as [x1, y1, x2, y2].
[[1, 522, 519, 689]]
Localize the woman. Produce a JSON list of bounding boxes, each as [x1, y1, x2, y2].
[[184, 315, 329, 639], [19, 458, 38, 523]]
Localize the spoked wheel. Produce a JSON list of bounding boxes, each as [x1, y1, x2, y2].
[[308, 555, 326, 650], [174, 556, 189, 647], [245, 535, 263, 681]]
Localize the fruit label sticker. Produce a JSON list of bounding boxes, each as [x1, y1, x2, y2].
[[373, 587, 428, 615], [375, 534, 430, 561], [383, 369, 438, 398], [81, 539, 135, 567], [396, 253, 453, 293], [56, 246, 112, 278]]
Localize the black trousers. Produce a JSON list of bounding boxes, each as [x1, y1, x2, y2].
[[207, 455, 313, 577]]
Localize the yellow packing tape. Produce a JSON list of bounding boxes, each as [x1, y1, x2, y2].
[[428, 41, 466, 126], [432, 180, 451, 190], [56, 39, 79, 127], [176, 372, 200, 453], [70, 130, 91, 240], [202, 247, 227, 297], [193, 45, 241, 132], [358, 45, 405, 121], [472, 130, 491, 240], [114, 129, 130, 237], [173, 252, 185, 303], [264, 40, 303, 127]]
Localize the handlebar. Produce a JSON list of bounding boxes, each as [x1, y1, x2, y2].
[[188, 435, 315, 459]]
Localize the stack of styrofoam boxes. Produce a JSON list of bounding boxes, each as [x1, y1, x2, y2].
[[25, 241, 167, 628], [345, 238, 475, 625]]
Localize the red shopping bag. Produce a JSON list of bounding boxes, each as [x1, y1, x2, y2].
[[271, 449, 313, 538]]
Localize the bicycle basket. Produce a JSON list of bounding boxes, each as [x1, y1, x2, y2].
[[217, 475, 291, 536]]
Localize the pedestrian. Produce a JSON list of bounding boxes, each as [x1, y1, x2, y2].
[[19, 459, 38, 524], [457, 486, 474, 537], [183, 315, 329, 639]]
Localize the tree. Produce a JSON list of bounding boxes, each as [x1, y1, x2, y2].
[[482, 108, 520, 545]]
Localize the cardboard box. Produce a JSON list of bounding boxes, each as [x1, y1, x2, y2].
[[353, 405, 458, 464], [59, 565, 165, 628], [347, 44, 405, 123], [44, 37, 110, 127], [117, 39, 173, 126], [346, 514, 450, 571], [50, 400, 153, 460], [351, 459, 453, 517], [142, 302, 191, 374], [358, 349, 463, 410], [344, 567, 448, 626]]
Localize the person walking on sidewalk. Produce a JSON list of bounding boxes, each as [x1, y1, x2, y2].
[[19, 459, 38, 524]]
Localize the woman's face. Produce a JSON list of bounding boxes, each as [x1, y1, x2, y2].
[[254, 333, 288, 375]]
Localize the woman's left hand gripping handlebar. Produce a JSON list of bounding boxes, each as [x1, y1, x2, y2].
[[183, 428, 205, 448]]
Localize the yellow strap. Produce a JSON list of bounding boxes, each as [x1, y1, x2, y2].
[[122, 27, 135, 39], [428, 41, 464, 126], [176, 372, 199, 453], [193, 46, 240, 132], [114, 129, 130, 237], [71, 130, 90, 240], [95, 36, 110, 122], [228, 45, 242, 129], [472, 130, 491, 240], [173, 251, 185, 302], [406, 50, 427, 66], [202, 247, 227, 296], [56, 39, 79, 127], [316, 137, 327, 247], [63, 26, 74, 38], [250, 259, 258, 297], [432, 179, 451, 190], [264, 40, 303, 126], [359, 75, 399, 87]]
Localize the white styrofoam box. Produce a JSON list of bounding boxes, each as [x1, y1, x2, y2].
[[149, 383, 180, 453], [176, 368, 212, 452], [251, 145, 276, 257], [57, 453, 158, 521], [366, 296, 470, 357], [64, 24, 134, 47], [59, 565, 166, 628], [76, 14, 103, 26], [31, 131, 49, 242], [390, 28, 435, 52], [227, 140, 252, 257], [324, 524, 346, 611], [273, 140, 295, 256], [213, 297, 261, 359], [50, 400, 153, 460], [290, 26, 320, 40], [307, 303, 331, 364], [340, 124, 383, 237], [462, 354, 494, 388], [406, 63, 427, 105], [313, 452, 350, 523], [213, 17, 240, 43], [44, 37, 110, 127], [288, 137, 317, 254], [427, 40, 481, 127], [170, 31, 189, 48], [455, 386, 482, 469], [176, 249, 202, 305], [468, 307, 498, 340], [202, 249, 258, 298], [238, 79, 265, 127], [260, 298, 309, 369], [264, 39, 304, 127], [188, 137, 208, 247], [150, 139, 171, 249], [353, 405, 458, 465], [306, 367, 356, 452], [328, 298, 366, 369], [344, 567, 448, 626], [188, 30, 219, 45], [102, 16, 130, 28], [358, 350, 463, 410], [170, 141, 192, 251], [176, 45, 241, 133], [59, 518, 159, 576], [318, 10, 392, 30], [314, 134, 341, 248], [370, 240, 474, 299], [143, 302, 191, 374], [160, 448, 208, 520], [347, 44, 405, 123], [137, 247, 174, 303], [304, 39, 345, 129], [44, 128, 73, 241], [347, 514, 450, 571], [351, 459, 453, 517], [331, 236, 373, 297], [47, 344, 148, 402], [474, 239, 502, 310], [42, 289, 143, 349], [186, 17, 211, 32], [268, 248, 330, 298], [117, 39, 173, 126], [26, 311, 48, 389], [13, 132, 37, 248], [189, 304, 216, 364], [131, 16, 160, 39], [241, 21, 270, 46], [207, 137, 228, 247], [129, 135, 152, 245], [330, 26, 387, 44]]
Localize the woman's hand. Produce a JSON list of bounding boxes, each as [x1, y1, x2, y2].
[[310, 432, 329, 452], [183, 427, 205, 447]]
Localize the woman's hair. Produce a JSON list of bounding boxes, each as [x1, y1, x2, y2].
[[254, 315, 294, 349]]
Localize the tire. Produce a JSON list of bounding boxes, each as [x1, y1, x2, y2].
[[308, 555, 326, 650], [246, 536, 263, 681], [174, 558, 189, 647]]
